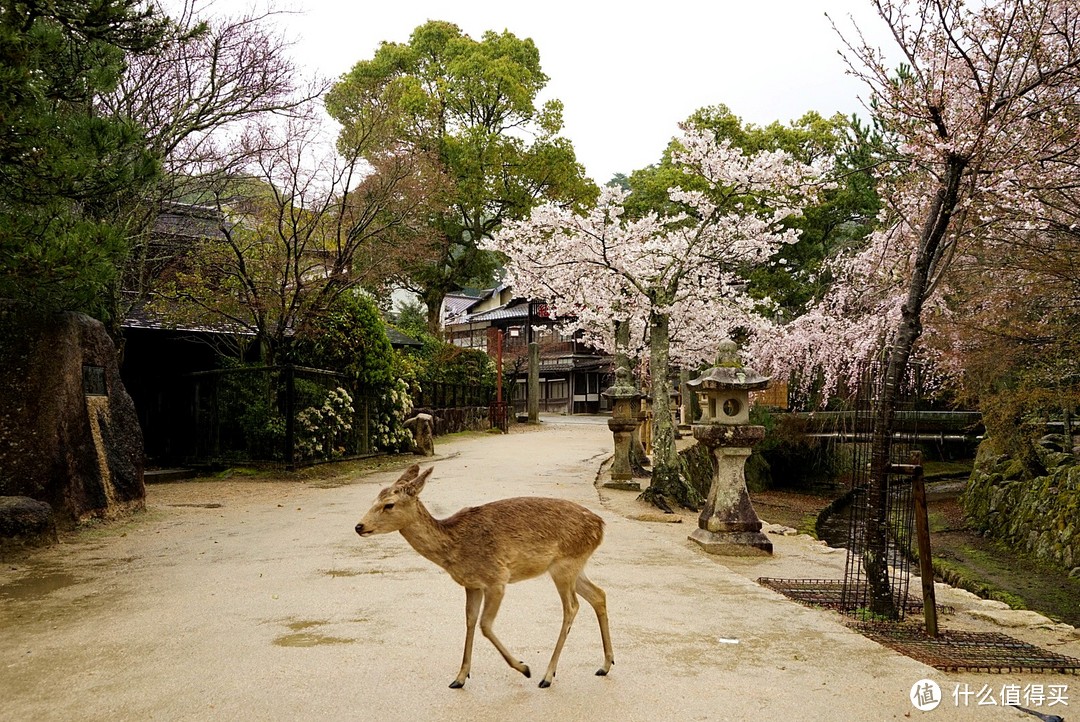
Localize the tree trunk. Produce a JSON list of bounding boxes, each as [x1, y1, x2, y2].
[[865, 157, 966, 617], [639, 310, 692, 509], [527, 341, 540, 422], [423, 287, 446, 336]]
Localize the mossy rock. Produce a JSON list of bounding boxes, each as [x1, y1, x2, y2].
[[1003, 459, 1026, 480], [0, 496, 57, 547]]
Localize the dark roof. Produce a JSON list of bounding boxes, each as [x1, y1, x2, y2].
[[121, 296, 253, 335], [386, 327, 423, 348], [153, 202, 228, 240], [467, 303, 530, 323], [442, 293, 486, 324]]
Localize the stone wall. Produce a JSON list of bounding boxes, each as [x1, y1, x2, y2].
[[413, 406, 495, 436], [963, 438, 1079, 571], [0, 309, 145, 526]]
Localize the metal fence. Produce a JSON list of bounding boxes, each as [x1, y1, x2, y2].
[[413, 380, 495, 410], [839, 362, 921, 621], [140, 364, 375, 468]]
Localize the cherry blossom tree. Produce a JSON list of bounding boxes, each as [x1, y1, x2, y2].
[[487, 127, 822, 508], [755, 0, 1080, 615]]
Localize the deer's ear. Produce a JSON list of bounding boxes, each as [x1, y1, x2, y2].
[[395, 464, 420, 485], [402, 466, 433, 497]]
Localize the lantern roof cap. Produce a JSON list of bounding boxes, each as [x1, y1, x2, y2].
[[687, 340, 770, 391], [602, 365, 642, 399]]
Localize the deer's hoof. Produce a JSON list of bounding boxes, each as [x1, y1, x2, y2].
[[538, 679, 552, 689], [595, 668, 608, 676], [449, 680, 465, 689], [520, 664, 531, 679]]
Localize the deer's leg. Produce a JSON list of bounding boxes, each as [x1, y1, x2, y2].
[[450, 587, 483, 689], [576, 572, 614, 676], [539, 559, 584, 688], [479, 584, 531, 679]]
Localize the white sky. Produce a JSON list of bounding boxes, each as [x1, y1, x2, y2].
[[195, 0, 893, 184]]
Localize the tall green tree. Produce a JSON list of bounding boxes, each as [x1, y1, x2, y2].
[[0, 0, 167, 321], [326, 20, 596, 331]]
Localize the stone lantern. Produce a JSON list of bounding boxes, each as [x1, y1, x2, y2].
[[687, 340, 773, 555], [602, 366, 644, 491]]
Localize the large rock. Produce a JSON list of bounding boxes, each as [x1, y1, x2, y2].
[[0, 308, 145, 527], [404, 413, 435, 456], [0, 496, 57, 547]]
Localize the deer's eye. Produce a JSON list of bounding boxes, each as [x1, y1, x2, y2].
[[383, 503, 395, 511]]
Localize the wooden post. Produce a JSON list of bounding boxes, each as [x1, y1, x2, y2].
[[283, 365, 295, 471], [496, 329, 503, 404], [910, 451, 939, 637]]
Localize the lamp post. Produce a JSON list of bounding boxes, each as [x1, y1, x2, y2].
[[602, 366, 644, 490], [687, 340, 773, 556]]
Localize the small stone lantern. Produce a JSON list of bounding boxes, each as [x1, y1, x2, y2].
[[687, 340, 773, 555], [602, 366, 643, 491]]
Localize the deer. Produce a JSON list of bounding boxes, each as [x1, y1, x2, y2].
[[354, 463, 614, 689]]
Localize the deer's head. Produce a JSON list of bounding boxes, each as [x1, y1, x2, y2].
[[355, 464, 433, 537]]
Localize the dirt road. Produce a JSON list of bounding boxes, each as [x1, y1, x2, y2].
[[1, 420, 1070, 720]]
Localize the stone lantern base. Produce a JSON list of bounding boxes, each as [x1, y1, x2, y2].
[[603, 417, 642, 491], [602, 368, 644, 491], [688, 426, 773, 556], [688, 527, 773, 556]]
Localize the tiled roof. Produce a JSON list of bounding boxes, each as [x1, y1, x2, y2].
[[153, 203, 227, 240], [467, 304, 529, 322], [442, 292, 488, 324], [122, 302, 252, 335]]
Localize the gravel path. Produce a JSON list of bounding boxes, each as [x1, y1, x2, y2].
[[1, 419, 1075, 721]]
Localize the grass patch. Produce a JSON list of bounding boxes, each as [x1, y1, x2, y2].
[[214, 466, 262, 479], [931, 556, 1027, 609], [796, 513, 819, 538], [922, 460, 973, 480], [927, 509, 954, 534]]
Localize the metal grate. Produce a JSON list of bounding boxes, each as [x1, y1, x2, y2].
[[758, 579, 1077, 674], [758, 577, 928, 616], [852, 623, 1080, 674]]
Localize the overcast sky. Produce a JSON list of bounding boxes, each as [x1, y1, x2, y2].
[[194, 0, 894, 184]]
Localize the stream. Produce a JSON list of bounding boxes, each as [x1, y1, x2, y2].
[[814, 478, 1080, 628]]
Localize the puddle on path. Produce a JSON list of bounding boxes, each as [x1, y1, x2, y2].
[[271, 619, 355, 647], [273, 632, 354, 647], [0, 571, 79, 601]]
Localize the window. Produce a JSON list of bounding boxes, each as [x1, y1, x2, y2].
[[548, 380, 568, 400]]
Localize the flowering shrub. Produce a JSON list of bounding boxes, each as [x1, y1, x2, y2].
[[295, 387, 354, 461], [291, 289, 419, 455], [371, 378, 414, 452]]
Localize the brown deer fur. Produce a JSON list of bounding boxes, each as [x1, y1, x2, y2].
[[354, 463, 614, 688]]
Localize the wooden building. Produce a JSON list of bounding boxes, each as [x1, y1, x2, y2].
[[442, 287, 612, 415]]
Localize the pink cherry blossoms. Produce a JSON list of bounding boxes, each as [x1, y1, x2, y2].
[[485, 125, 824, 493], [754, 0, 1080, 403], [486, 127, 824, 367]]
